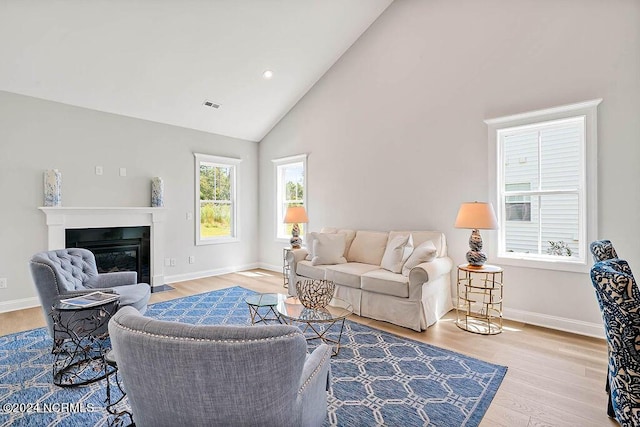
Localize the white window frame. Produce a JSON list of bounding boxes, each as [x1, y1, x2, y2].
[[194, 153, 242, 245], [486, 99, 601, 273], [272, 154, 308, 242]]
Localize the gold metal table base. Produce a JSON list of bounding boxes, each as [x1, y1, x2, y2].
[[456, 264, 504, 336]]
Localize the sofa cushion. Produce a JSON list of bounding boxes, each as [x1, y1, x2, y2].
[[312, 233, 347, 265], [402, 240, 437, 276], [325, 263, 380, 289], [318, 228, 356, 258], [295, 260, 327, 281], [381, 233, 414, 273], [337, 229, 356, 257], [361, 269, 410, 298], [304, 232, 322, 261], [410, 231, 447, 258], [347, 231, 389, 265], [306, 229, 356, 260]]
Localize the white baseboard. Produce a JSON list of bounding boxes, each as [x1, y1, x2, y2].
[[503, 307, 604, 339], [163, 262, 261, 284], [0, 297, 40, 314], [257, 263, 282, 273]]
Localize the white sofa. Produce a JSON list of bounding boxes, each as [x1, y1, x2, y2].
[[286, 228, 453, 331]]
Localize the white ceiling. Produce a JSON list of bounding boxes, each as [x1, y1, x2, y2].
[[0, 1, 392, 142]]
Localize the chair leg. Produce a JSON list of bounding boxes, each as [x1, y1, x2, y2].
[[606, 376, 615, 418]]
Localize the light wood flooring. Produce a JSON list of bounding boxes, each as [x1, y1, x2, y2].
[[0, 269, 616, 427]]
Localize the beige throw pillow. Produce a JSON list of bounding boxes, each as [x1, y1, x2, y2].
[[402, 240, 437, 276], [312, 233, 347, 266], [347, 231, 389, 265], [381, 234, 414, 273]]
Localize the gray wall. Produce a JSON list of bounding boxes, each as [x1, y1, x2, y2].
[[258, 0, 640, 334], [0, 91, 258, 307]]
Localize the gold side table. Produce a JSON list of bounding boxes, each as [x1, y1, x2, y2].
[[283, 247, 293, 289], [456, 263, 504, 335]]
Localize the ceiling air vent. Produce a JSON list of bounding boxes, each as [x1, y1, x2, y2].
[[203, 100, 221, 109]]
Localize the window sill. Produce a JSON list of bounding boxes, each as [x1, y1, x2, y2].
[[196, 237, 240, 246], [495, 254, 590, 274]]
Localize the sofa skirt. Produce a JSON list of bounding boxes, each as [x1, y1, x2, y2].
[[360, 274, 453, 331]]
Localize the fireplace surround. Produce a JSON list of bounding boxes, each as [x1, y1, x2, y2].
[[39, 207, 166, 288]]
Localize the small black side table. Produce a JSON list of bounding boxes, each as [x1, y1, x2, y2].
[[50, 298, 119, 387], [105, 350, 134, 426]]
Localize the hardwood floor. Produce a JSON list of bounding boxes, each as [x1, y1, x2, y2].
[[0, 269, 616, 427]]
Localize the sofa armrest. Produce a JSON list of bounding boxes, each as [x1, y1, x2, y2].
[[88, 271, 138, 288], [408, 257, 453, 298], [298, 343, 332, 425], [286, 249, 309, 297], [286, 248, 309, 265]]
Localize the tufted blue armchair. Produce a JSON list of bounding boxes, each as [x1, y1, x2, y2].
[[109, 306, 332, 427], [590, 257, 640, 425], [29, 248, 151, 339]]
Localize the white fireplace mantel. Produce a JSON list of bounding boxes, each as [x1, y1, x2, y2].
[[38, 207, 166, 286]]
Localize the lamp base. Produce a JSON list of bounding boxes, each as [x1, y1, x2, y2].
[[290, 222, 302, 249], [466, 250, 487, 266], [467, 229, 486, 266], [290, 236, 302, 249]]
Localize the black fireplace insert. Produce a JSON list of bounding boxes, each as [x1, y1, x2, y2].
[[65, 226, 151, 285]]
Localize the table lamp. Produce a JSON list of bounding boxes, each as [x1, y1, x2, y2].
[[454, 202, 498, 266], [283, 206, 308, 249]]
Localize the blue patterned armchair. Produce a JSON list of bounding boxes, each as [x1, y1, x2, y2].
[[591, 239, 619, 263], [590, 256, 640, 425]]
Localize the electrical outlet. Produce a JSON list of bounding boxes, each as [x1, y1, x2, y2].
[[188, 256, 195, 264], [186, 212, 193, 221], [95, 166, 103, 175], [0, 278, 7, 289], [119, 167, 127, 177], [170, 258, 176, 267], [164, 258, 171, 267]]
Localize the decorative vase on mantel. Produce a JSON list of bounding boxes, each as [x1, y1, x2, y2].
[[44, 169, 62, 207], [151, 177, 164, 207]]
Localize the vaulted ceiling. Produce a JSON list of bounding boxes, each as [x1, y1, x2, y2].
[[0, 1, 392, 141]]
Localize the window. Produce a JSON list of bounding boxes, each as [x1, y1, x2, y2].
[[505, 183, 531, 222], [194, 153, 241, 245], [273, 154, 307, 240], [486, 99, 600, 272]]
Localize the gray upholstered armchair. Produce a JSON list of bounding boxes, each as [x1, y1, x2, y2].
[[29, 248, 151, 339], [108, 306, 332, 427]]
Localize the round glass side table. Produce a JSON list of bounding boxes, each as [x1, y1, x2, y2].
[[245, 293, 287, 324]]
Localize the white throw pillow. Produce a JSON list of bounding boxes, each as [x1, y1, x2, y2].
[[402, 240, 437, 276], [304, 232, 319, 260], [312, 233, 347, 266], [381, 234, 414, 273], [347, 231, 389, 265]]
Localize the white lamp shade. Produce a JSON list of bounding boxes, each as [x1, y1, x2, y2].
[[283, 206, 308, 224], [454, 202, 498, 230]]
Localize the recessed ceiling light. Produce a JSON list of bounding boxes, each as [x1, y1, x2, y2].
[[262, 70, 274, 80]]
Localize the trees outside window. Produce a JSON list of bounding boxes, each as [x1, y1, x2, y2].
[[194, 153, 241, 245]]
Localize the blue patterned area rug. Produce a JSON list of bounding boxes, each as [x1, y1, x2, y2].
[[0, 286, 507, 426]]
